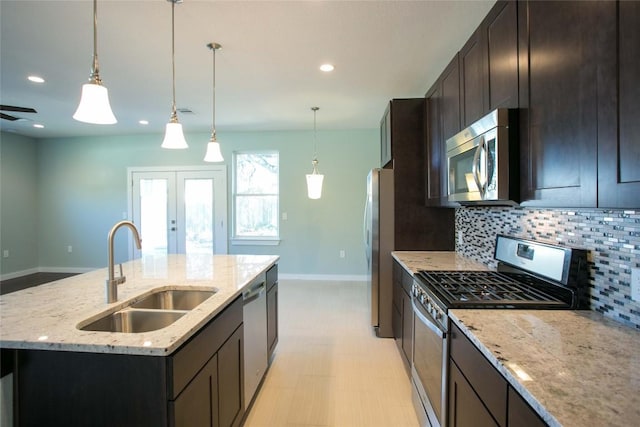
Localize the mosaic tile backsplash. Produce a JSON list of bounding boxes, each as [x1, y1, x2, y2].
[[455, 207, 640, 330]]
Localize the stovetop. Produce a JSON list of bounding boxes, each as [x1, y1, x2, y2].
[[415, 270, 574, 309]]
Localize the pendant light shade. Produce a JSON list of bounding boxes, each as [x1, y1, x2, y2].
[[73, 0, 117, 125], [204, 42, 224, 162], [306, 107, 324, 199], [161, 0, 188, 150]]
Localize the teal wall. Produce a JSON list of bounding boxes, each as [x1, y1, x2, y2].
[[0, 133, 39, 276], [1, 129, 378, 277]]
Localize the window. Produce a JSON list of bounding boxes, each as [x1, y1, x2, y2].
[[233, 151, 279, 243]]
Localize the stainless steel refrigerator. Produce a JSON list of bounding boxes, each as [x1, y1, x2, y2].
[[365, 168, 394, 338]]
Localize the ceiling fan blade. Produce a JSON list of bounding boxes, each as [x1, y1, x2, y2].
[[0, 105, 37, 114], [0, 112, 19, 121]]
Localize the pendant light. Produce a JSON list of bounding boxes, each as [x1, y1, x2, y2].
[[73, 0, 117, 124], [203, 42, 224, 162], [306, 107, 324, 199], [161, 0, 188, 149]]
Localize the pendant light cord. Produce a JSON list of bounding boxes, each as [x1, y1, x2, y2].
[[212, 45, 216, 138], [90, 0, 101, 84], [312, 107, 319, 160], [170, 0, 177, 119]]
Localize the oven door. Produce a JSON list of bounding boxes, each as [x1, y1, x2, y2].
[[411, 298, 447, 427]]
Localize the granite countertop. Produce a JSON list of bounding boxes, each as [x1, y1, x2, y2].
[[0, 254, 279, 356], [450, 310, 640, 427], [392, 250, 489, 274], [392, 251, 640, 426]]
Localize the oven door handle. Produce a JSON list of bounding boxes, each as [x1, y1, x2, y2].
[[471, 136, 485, 198], [412, 300, 446, 338]]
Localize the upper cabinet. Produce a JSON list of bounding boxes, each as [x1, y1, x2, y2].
[[518, 0, 605, 207], [380, 103, 392, 167], [424, 0, 638, 209], [598, 0, 640, 208]]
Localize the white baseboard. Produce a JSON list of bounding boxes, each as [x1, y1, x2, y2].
[[279, 273, 367, 282]]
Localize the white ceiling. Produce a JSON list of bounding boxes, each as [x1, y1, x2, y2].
[[0, 0, 495, 139]]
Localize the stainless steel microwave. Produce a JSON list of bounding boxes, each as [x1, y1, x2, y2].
[[446, 109, 519, 205]]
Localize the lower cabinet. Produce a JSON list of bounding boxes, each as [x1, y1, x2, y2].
[[449, 322, 547, 427], [392, 261, 413, 373], [266, 264, 279, 361], [14, 295, 245, 427]]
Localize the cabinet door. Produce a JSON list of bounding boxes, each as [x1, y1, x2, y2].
[[519, 0, 604, 206], [507, 386, 547, 427], [460, 27, 487, 127], [598, 0, 640, 207], [267, 283, 279, 359], [485, 0, 519, 110], [425, 84, 444, 204], [218, 325, 244, 427], [448, 361, 499, 427], [171, 355, 218, 427], [380, 103, 392, 168], [441, 54, 462, 141]]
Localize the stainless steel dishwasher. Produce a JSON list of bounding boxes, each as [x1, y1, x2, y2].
[[243, 276, 268, 409]]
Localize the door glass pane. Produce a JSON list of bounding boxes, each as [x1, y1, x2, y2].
[[140, 178, 168, 256], [184, 179, 214, 254]]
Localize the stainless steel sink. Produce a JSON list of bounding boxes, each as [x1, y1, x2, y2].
[[130, 289, 217, 310], [78, 288, 218, 333], [79, 309, 186, 333]]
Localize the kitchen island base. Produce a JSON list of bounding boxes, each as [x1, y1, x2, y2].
[[11, 295, 244, 427]]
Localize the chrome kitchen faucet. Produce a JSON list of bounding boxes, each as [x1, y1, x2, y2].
[[106, 220, 142, 303]]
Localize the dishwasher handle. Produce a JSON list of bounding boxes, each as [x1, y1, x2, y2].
[[243, 281, 266, 304]]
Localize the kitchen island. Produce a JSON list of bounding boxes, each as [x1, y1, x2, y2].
[[393, 251, 640, 427], [0, 254, 279, 427]]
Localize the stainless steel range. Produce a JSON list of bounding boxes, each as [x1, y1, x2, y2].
[[410, 235, 589, 427]]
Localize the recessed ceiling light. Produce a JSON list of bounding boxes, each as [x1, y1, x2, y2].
[[28, 75, 45, 83], [139, 120, 149, 125], [320, 64, 335, 72], [33, 124, 44, 128]]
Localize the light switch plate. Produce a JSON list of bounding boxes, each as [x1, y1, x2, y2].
[[631, 269, 640, 302]]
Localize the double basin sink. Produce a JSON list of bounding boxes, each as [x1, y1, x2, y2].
[[78, 289, 217, 333]]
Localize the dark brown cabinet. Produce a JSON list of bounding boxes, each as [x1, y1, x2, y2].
[[392, 261, 413, 373], [14, 295, 246, 427], [425, 84, 445, 204], [518, 0, 608, 206], [460, 27, 486, 128], [485, 0, 519, 111], [449, 323, 547, 427], [598, 0, 640, 208], [266, 264, 278, 361], [380, 104, 392, 167], [441, 55, 462, 142], [381, 98, 455, 249]]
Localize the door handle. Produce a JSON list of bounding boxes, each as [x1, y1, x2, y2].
[[472, 138, 484, 198]]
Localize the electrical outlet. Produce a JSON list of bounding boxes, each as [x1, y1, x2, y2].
[[631, 269, 640, 302], [67, 246, 73, 253], [2, 250, 8, 258], [340, 250, 345, 258]]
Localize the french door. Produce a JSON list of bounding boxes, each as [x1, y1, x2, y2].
[[128, 166, 227, 257]]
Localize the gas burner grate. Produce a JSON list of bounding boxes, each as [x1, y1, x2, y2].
[[416, 270, 567, 307]]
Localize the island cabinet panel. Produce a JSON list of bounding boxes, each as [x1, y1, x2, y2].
[[15, 350, 168, 427], [170, 354, 218, 427], [266, 264, 278, 360], [518, 0, 609, 207], [13, 294, 245, 427], [598, 0, 640, 208]]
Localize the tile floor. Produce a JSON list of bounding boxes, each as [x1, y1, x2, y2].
[[243, 279, 420, 427]]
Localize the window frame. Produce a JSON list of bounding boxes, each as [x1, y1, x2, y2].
[[231, 150, 280, 245]]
